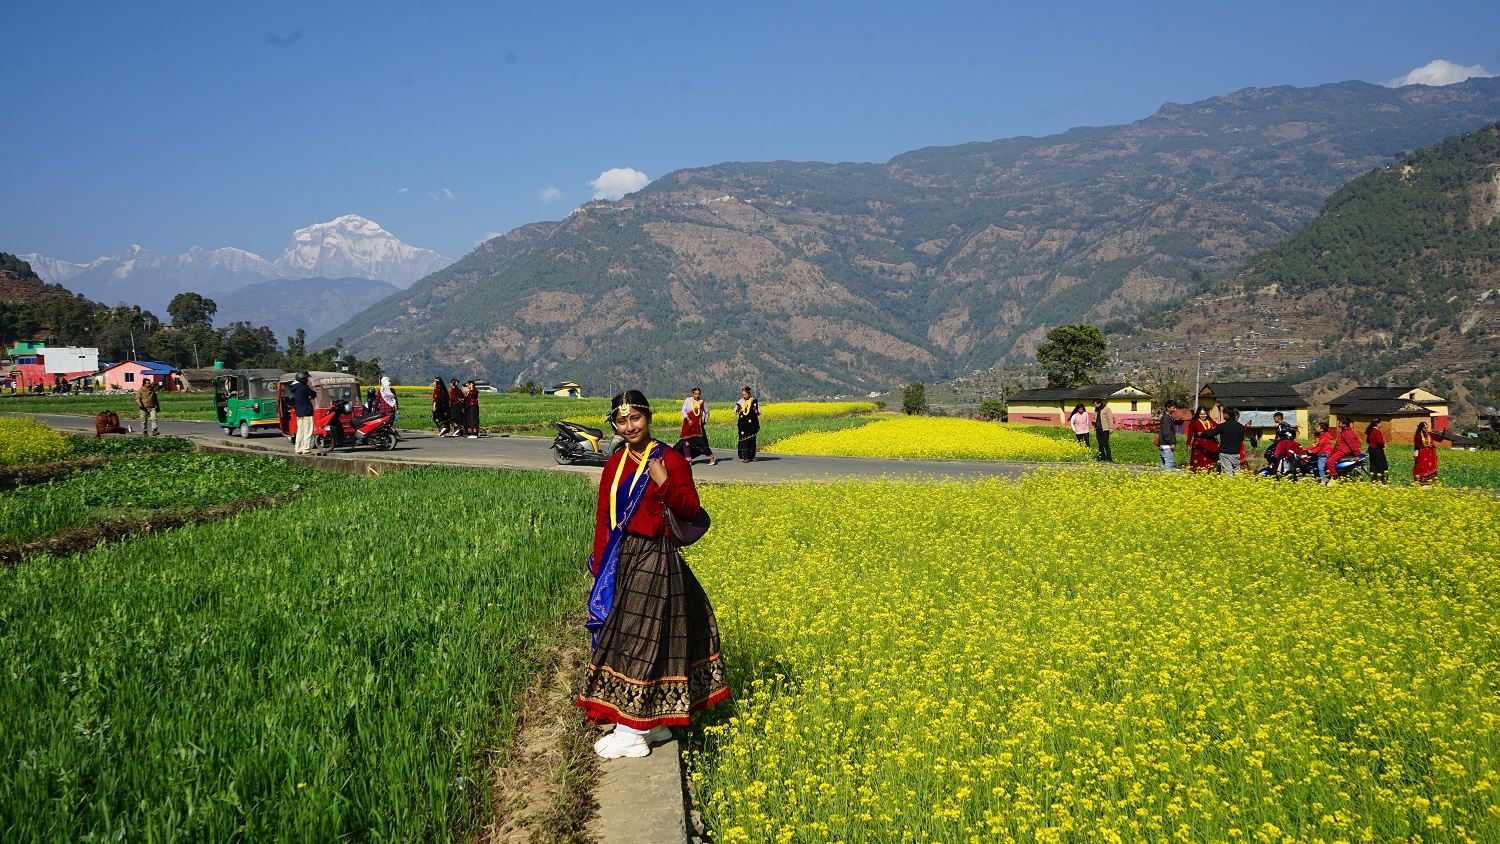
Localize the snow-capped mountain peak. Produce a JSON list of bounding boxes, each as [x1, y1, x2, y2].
[[272, 215, 451, 285]]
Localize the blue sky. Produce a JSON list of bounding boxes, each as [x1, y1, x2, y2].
[[4, 0, 1498, 264]]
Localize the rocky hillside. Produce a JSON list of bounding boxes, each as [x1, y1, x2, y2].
[[1108, 123, 1500, 421], [324, 77, 1500, 399]]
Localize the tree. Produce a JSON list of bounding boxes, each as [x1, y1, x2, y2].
[[1035, 324, 1107, 388], [166, 292, 217, 329], [978, 399, 1006, 421], [902, 382, 928, 415], [219, 322, 278, 367]]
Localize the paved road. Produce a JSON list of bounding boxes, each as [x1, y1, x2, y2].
[[14, 412, 1106, 484]]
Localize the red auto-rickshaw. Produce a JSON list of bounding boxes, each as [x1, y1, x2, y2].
[[277, 371, 398, 451], [277, 371, 358, 445]]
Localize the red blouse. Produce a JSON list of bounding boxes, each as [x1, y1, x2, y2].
[[1368, 426, 1386, 449], [449, 386, 464, 405], [592, 445, 701, 568]]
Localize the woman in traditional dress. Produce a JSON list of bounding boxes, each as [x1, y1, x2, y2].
[[735, 386, 761, 462], [463, 380, 481, 438], [1186, 405, 1218, 472], [1365, 417, 1388, 483], [447, 379, 465, 436], [1068, 404, 1092, 448], [678, 386, 716, 465], [1413, 420, 1446, 486], [578, 390, 730, 758], [432, 377, 450, 436]]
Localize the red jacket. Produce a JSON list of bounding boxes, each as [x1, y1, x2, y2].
[[1307, 430, 1335, 455], [1330, 427, 1362, 460], [592, 445, 700, 570]]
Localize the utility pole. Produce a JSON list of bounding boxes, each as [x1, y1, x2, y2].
[[1194, 347, 1205, 412]]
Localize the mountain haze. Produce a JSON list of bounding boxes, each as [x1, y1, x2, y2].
[[326, 77, 1500, 398], [20, 215, 450, 317]]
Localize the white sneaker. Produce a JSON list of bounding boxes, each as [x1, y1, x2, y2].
[[126, 425, 133, 433], [644, 725, 673, 745], [594, 729, 651, 759], [467, 435, 477, 439]]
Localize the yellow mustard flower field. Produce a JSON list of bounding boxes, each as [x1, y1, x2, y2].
[[688, 472, 1500, 844], [0, 417, 74, 466], [757, 401, 882, 420], [769, 416, 1095, 462]]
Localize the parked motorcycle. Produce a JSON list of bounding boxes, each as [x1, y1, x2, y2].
[[316, 401, 398, 452], [551, 420, 624, 465]]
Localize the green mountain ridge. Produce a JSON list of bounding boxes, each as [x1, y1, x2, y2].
[[1108, 123, 1500, 420], [319, 77, 1500, 399]]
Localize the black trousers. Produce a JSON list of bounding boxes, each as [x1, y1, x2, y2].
[[1097, 430, 1112, 462]]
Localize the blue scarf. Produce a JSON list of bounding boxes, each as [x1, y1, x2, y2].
[[586, 440, 664, 644]]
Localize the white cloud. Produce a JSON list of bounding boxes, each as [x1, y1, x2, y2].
[[1385, 59, 1495, 88], [477, 231, 505, 246], [429, 188, 454, 202], [397, 187, 409, 194], [538, 185, 563, 202], [588, 167, 650, 201]]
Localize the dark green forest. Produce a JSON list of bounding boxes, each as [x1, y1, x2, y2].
[[1, 253, 381, 379]]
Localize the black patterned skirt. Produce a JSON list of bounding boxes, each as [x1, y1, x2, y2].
[[577, 533, 730, 729]]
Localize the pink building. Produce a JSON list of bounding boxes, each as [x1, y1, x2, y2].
[[98, 360, 181, 391]]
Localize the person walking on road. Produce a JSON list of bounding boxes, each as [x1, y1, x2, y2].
[[1093, 397, 1115, 462], [463, 380, 481, 438], [448, 379, 465, 436], [677, 387, 715, 466], [432, 377, 450, 436], [578, 390, 729, 759], [735, 386, 761, 462], [290, 371, 316, 455], [1156, 400, 1178, 470], [136, 380, 160, 437]]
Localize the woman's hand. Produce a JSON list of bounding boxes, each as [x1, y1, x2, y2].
[[647, 453, 669, 486]]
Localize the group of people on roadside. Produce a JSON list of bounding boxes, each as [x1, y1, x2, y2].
[[431, 377, 482, 438], [1066, 398, 1117, 462], [673, 386, 762, 465], [1161, 401, 1448, 485]]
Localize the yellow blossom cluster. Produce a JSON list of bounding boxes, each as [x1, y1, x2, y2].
[[768, 416, 1095, 462], [687, 472, 1500, 843], [757, 401, 881, 421], [0, 417, 74, 467]]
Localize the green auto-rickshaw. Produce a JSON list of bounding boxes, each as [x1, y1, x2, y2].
[[214, 368, 285, 438]]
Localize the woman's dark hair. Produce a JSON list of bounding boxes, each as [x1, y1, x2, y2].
[[1417, 420, 1429, 432], [1366, 418, 1381, 436], [610, 390, 653, 422], [742, 385, 753, 395], [1072, 404, 1085, 414]]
